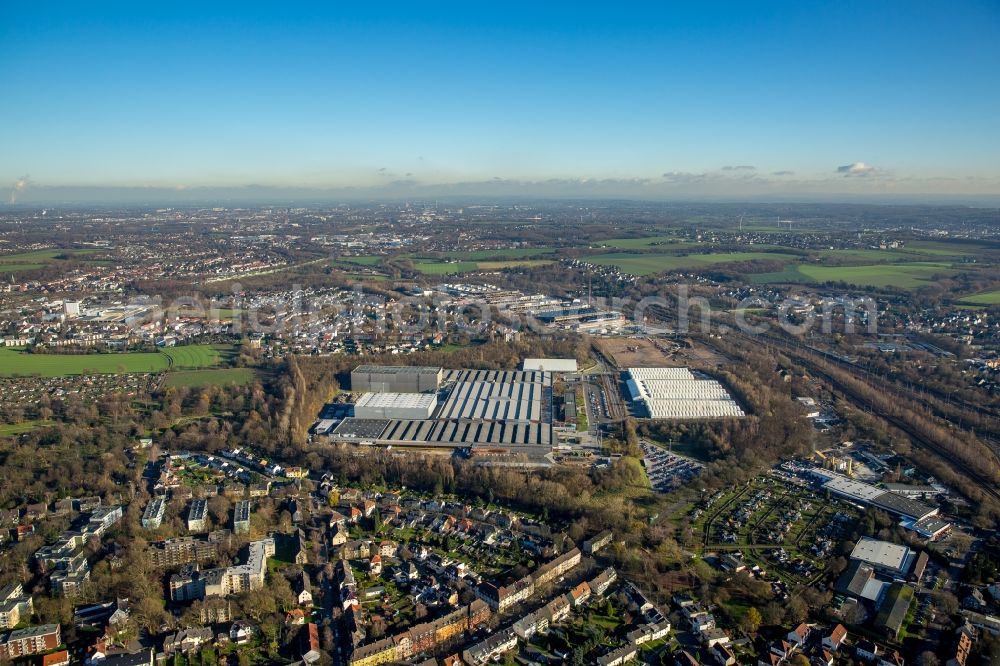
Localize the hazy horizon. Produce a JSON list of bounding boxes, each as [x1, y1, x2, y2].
[[3, 2, 999, 205]]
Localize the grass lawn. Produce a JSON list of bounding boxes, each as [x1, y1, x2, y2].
[[0, 420, 56, 436], [750, 261, 958, 289], [583, 251, 799, 276], [0, 348, 169, 376], [0, 343, 232, 377], [161, 345, 237, 370], [162, 368, 256, 388]]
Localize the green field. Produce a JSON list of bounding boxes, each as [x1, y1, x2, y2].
[[751, 262, 958, 289], [413, 248, 553, 260], [0, 348, 169, 376], [0, 420, 57, 436], [583, 251, 798, 276], [906, 240, 982, 256], [818, 246, 973, 263], [0, 249, 100, 274], [161, 344, 228, 369], [592, 235, 683, 249], [412, 259, 553, 274], [958, 289, 1000, 306], [0, 343, 231, 377], [162, 368, 255, 388], [335, 255, 383, 265]]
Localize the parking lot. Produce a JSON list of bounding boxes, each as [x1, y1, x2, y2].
[[639, 440, 704, 493]]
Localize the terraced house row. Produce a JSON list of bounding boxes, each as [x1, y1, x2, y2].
[[347, 600, 492, 666]]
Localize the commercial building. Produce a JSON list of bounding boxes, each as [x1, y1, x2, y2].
[[187, 499, 208, 532], [522, 358, 577, 373], [141, 498, 166, 529], [815, 471, 940, 523], [850, 538, 915, 577], [625, 368, 744, 420], [354, 392, 437, 420], [351, 365, 442, 393]]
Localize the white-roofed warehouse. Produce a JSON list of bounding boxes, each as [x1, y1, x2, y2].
[[626, 367, 744, 420], [354, 392, 437, 420]]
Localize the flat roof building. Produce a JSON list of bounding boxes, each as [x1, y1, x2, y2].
[[233, 501, 251, 535], [522, 358, 577, 373], [625, 367, 743, 420], [850, 538, 914, 577], [187, 499, 208, 532], [816, 470, 940, 523], [141, 498, 166, 529], [351, 365, 442, 393], [354, 392, 437, 420]]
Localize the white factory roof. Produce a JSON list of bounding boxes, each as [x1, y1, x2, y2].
[[627, 367, 695, 380], [626, 367, 744, 419], [850, 537, 913, 573], [822, 475, 888, 502], [522, 358, 578, 373], [355, 392, 438, 410]]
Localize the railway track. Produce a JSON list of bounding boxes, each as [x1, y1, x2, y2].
[[746, 332, 1000, 504]]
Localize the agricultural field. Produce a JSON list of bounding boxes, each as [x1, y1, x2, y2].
[[589, 235, 682, 249], [583, 251, 799, 276], [0, 248, 100, 273], [414, 248, 554, 260], [162, 368, 256, 388], [750, 261, 959, 289], [957, 289, 1000, 306], [817, 245, 975, 263]]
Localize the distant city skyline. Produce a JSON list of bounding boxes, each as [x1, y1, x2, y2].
[[2, 1, 999, 204]]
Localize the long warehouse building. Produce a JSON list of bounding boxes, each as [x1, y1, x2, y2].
[[625, 367, 744, 420]]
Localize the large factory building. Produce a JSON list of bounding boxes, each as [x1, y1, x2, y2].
[[351, 365, 443, 393]]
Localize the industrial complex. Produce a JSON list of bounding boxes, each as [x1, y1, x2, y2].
[[319, 363, 745, 464], [331, 366, 556, 458]]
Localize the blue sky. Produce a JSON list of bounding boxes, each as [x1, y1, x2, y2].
[[2, 1, 999, 202]]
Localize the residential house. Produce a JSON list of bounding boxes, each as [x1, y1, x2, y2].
[[823, 624, 848, 652]]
